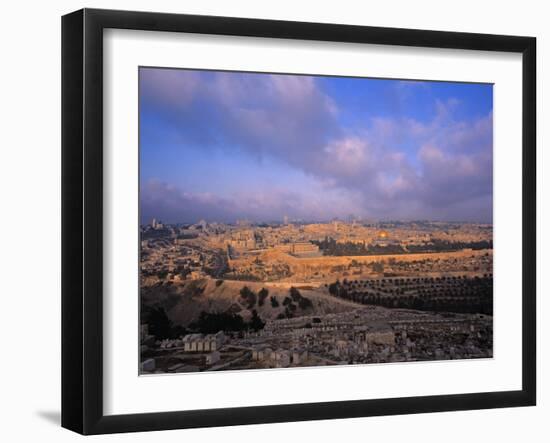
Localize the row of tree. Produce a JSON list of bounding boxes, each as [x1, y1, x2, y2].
[[328, 279, 493, 315], [141, 304, 267, 340], [190, 310, 265, 333], [313, 236, 492, 257]]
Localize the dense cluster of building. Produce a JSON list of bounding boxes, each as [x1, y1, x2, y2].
[[140, 218, 493, 375], [140, 305, 492, 374], [140, 219, 492, 284]]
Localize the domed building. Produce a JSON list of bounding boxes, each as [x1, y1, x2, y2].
[[373, 229, 398, 247]]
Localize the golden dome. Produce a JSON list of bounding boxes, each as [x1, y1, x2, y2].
[[378, 230, 389, 238]]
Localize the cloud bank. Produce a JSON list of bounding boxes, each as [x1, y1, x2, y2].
[[140, 69, 493, 224]]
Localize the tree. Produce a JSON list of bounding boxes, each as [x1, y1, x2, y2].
[[258, 287, 269, 306], [270, 296, 279, 308], [248, 310, 265, 331], [298, 296, 313, 310], [190, 311, 247, 333], [240, 285, 254, 298], [289, 287, 302, 301], [328, 281, 339, 296], [157, 270, 169, 280], [240, 286, 257, 309], [146, 306, 173, 339]]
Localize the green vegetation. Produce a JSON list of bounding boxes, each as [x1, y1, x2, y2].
[[372, 262, 384, 273], [157, 270, 169, 280], [407, 239, 493, 253], [248, 309, 265, 331], [175, 233, 199, 240], [327, 276, 493, 315], [240, 286, 257, 309], [182, 279, 205, 297], [275, 288, 314, 319], [190, 310, 265, 333], [143, 305, 172, 339], [313, 237, 404, 256], [225, 273, 262, 282], [258, 287, 269, 306], [190, 311, 247, 333], [289, 287, 313, 310], [328, 281, 340, 296], [313, 236, 492, 257], [141, 305, 187, 339]]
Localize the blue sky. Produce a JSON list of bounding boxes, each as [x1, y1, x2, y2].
[[139, 68, 493, 224]]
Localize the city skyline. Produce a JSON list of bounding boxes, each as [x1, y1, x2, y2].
[[143, 216, 493, 227], [140, 68, 493, 224]]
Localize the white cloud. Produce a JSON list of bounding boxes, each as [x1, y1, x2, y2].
[[140, 69, 493, 222]]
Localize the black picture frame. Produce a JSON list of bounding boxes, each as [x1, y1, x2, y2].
[[62, 8, 536, 435]]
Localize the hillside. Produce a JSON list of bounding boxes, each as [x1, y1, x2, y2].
[[140, 278, 359, 328]]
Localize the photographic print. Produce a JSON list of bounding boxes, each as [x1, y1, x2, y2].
[[139, 67, 493, 375]]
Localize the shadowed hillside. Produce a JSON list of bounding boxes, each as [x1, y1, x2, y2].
[[141, 278, 359, 328]]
